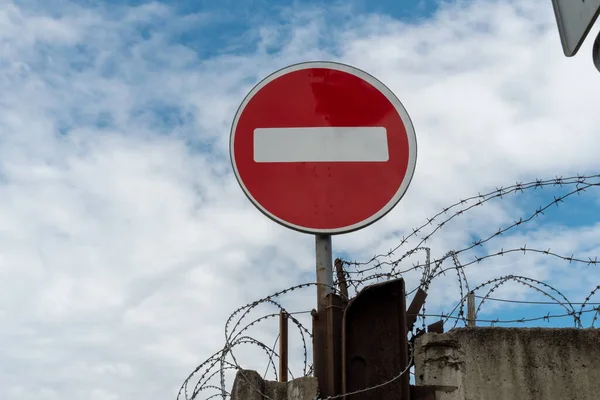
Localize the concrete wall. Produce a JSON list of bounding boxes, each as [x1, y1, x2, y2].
[[415, 328, 600, 400], [230, 369, 318, 400]]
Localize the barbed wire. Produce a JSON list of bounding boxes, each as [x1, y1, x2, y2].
[[346, 174, 600, 268], [178, 174, 600, 400]]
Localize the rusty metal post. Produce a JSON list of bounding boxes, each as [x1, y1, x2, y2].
[[326, 294, 344, 395], [467, 292, 476, 327], [334, 258, 348, 300], [279, 311, 289, 382]]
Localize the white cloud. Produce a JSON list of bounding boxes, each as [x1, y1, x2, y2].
[[1, 0, 600, 399]]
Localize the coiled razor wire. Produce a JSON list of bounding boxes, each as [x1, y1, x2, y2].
[[178, 174, 600, 400]]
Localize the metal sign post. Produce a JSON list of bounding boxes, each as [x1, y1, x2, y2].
[[230, 61, 417, 397], [315, 235, 333, 310], [313, 234, 334, 396]]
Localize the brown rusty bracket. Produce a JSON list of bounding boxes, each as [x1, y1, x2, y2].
[[407, 288, 427, 331], [427, 320, 444, 334]]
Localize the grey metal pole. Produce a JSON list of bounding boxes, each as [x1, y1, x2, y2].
[[467, 292, 476, 328], [315, 234, 334, 312]]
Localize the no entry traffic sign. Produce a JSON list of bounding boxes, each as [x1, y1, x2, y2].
[[230, 61, 417, 234]]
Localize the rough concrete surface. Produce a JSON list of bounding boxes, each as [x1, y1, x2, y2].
[[231, 370, 264, 400], [231, 369, 318, 400], [286, 377, 319, 400], [415, 328, 600, 400]]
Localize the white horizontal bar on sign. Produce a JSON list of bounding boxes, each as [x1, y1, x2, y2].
[[253, 127, 389, 163]]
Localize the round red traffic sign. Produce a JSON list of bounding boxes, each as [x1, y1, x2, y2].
[[230, 61, 417, 234]]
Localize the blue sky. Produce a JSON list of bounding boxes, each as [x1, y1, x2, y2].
[[50, 0, 440, 60], [1, 0, 600, 399]]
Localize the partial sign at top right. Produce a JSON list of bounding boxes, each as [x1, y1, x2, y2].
[[552, 0, 600, 56]]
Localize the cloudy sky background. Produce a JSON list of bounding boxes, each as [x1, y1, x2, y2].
[[2, 0, 600, 398]]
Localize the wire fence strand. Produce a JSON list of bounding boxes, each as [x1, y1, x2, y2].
[[178, 173, 600, 400]]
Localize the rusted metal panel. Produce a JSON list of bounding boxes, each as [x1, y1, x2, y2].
[[342, 278, 409, 399]]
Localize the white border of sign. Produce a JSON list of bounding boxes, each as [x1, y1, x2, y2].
[[230, 61, 418, 235]]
